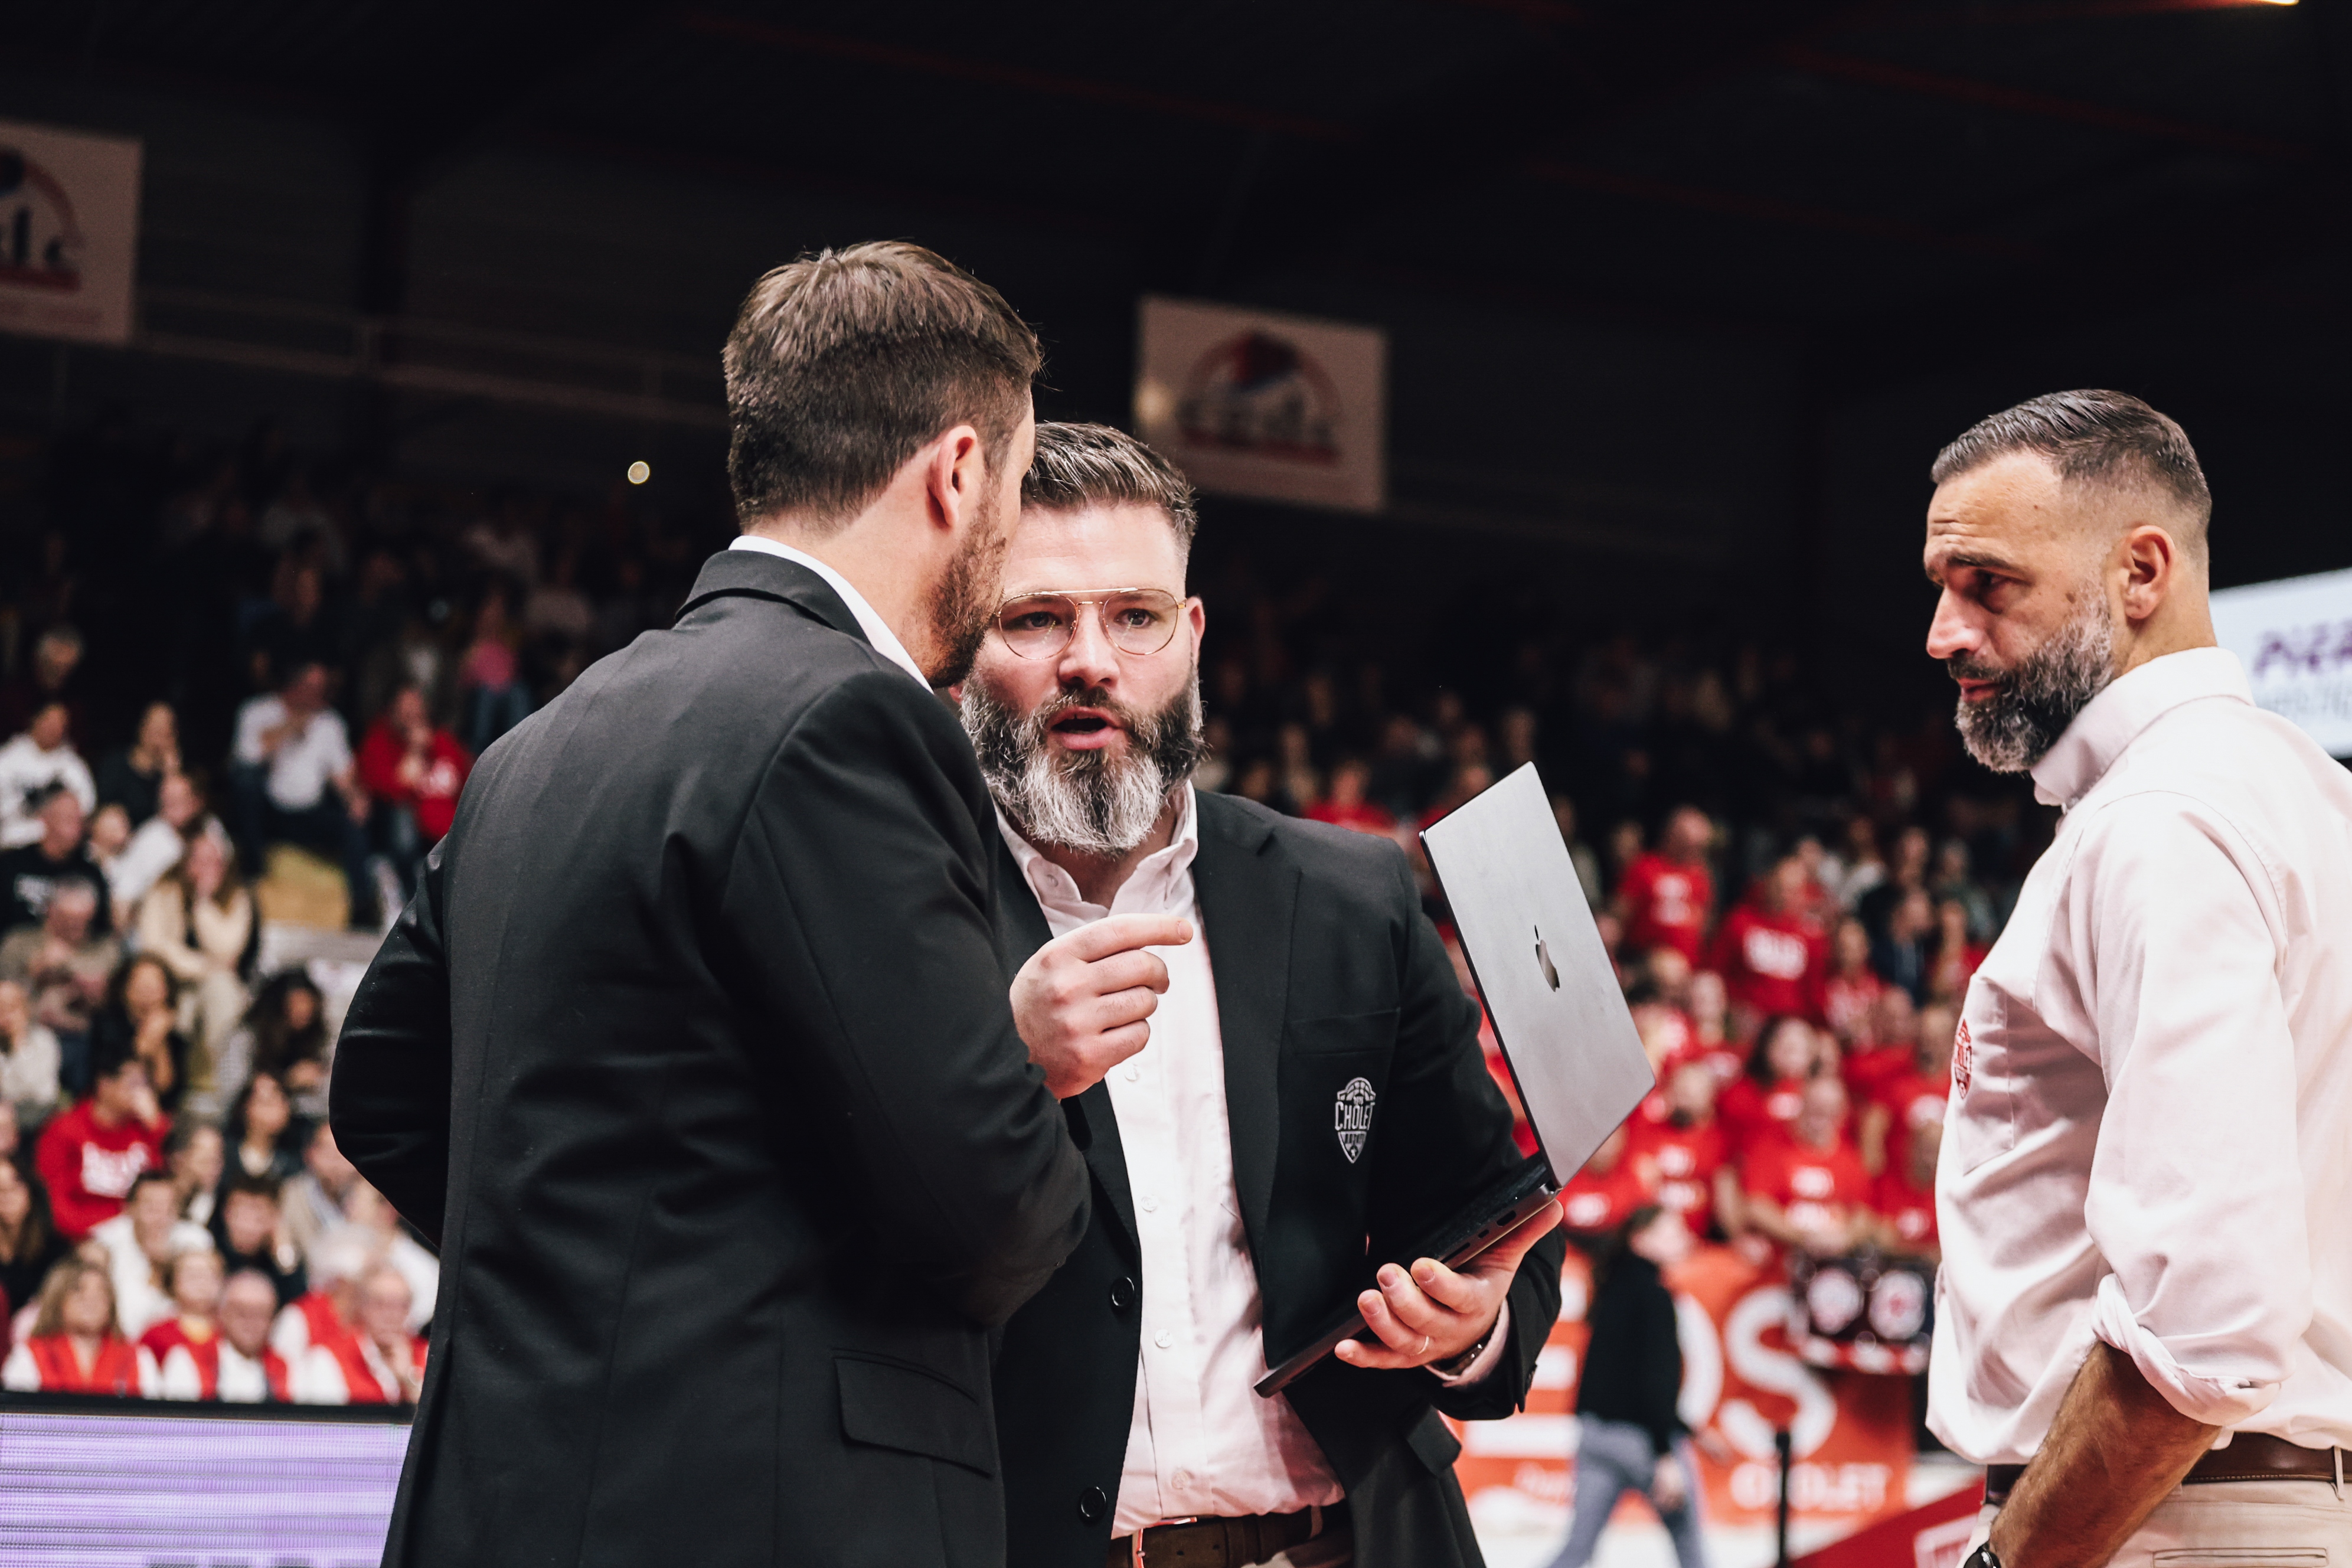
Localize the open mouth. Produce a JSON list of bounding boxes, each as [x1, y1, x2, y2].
[[1049, 708, 1123, 749]]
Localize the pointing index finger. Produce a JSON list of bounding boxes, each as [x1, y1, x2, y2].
[[1057, 914, 1194, 963]]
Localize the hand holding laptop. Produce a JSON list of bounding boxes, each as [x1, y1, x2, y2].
[[1012, 913, 1194, 1098], [1334, 1201, 1562, 1370]]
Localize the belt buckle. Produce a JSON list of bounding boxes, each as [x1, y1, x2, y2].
[[1131, 1518, 1200, 1568]]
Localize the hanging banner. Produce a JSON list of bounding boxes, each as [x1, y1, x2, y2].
[[1133, 296, 1386, 513], [2210, 566, 2352, 759], [1451, 1244, 1915, 1531], [0, 120, 143, 347]]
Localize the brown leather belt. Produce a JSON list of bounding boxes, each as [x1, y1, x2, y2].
[[1107, 1501, 1344, 1568], [1985, 1433, 2347, 1505]]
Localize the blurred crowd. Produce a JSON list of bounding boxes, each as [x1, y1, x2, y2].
[[0, 404, 2039, 1406]]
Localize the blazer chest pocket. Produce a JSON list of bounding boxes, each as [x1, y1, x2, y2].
[[1283, 1010, 1398, 1170], [836, 1353, 995, 1475]]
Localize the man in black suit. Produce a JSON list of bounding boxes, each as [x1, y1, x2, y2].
[[331, 246, 1185, 1567], [963, 424, 1567, 1568]]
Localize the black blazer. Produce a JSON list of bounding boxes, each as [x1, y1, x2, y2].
[[992, 792, 1566, 1568], [331, 548, 1090, 1568]]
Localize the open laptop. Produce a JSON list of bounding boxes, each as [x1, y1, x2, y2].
[[1255, 762, 1655, 1397]]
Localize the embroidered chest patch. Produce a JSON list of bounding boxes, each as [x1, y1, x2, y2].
[[1334, 1077, 1377, 1164]]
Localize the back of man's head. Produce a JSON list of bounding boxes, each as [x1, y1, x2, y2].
[[1019, 422, 1200, 564], [1929, 389, 2211, 567], [724, 242, 1041, 534]]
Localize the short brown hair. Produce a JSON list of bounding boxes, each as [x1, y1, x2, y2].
[[1930, 390, 2211, 560], [723, 242, 1041, 532], [1020, 423, 1200, 558]]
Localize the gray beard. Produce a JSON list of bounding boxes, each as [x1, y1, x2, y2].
[[1951, 596, 2116, 773], [962, 667, 1206, 857]]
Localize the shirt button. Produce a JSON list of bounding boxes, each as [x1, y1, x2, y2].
[[1123, 1063, 1141, 1082], [1140, 1195, 1159, 1213], [1154, 1330, 1172, 1349], [1173, 1469, 1192, 1490]]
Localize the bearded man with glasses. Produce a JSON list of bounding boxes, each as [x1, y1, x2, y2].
[[964, 423, 1565, 1568]]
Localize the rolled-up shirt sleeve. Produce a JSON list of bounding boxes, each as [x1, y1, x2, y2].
[[2066, 794, 2308, 1426]]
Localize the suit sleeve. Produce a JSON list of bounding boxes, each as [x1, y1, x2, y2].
[[1363, 842, 1564, 1422], [329, 836, 455, 1245], [717, 670, 1089, 1329]]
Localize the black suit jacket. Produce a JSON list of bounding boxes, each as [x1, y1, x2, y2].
[[331, 548, 1090, 1568], [992, 792, 1565, 1568]]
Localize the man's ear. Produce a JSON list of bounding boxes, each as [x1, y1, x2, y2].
[[923, 424, 985, 535], [2116, 523, 2178, 626]]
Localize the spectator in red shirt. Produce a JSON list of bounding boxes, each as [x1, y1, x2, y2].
[[1613, 806, 1715, 965], [34, 1047, 166, 1240], [291, 1263, 425, 1406], [1717, 1014, 1821, 1159], [1709, 855, 1827, 1030], [1, 1254, 142, 1393], [214, 1268, 294, 1402], [138, 1245, 228, 1399], [1738, 1076, 1870, 1257], [1302, 757, 1397, 838], [1841, 985, 1919, 1139], [1870, 1121, 1941, 1264], [356, 685, 473, 904], [1629, 1060, 1734, 1240], [1559, 1125, 1648, 1240], [1866, 999, 1956, 1181], [1817, 917, 1883, 1048]]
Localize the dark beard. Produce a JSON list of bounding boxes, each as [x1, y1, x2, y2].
[[1949, 596, 2116, 773], [961, 665, 1207, 857], [922, 489, 1008, 688]]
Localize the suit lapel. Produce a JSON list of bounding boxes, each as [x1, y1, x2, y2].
[[992, 834, 1139, 1256], [1191, 794, 1296, 1262]]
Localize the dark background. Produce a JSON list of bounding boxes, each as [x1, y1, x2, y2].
[[2, 0, 2345, 728]]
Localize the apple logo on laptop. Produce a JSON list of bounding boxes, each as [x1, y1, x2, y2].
[[1534, 926, 1560, 991]]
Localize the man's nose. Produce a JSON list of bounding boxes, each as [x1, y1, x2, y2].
[[1056, 607, 1122, 689], [1925, 589, 1979, 663]]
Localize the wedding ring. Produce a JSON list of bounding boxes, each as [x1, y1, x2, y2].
[[1420, 1334, 1431, 1357]]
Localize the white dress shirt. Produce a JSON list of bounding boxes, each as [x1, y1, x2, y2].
[[1930, 647, 2352, 1464], [231, 696, 352, 812], [727, 535, 929, 690], [1001, 785, 1504, 1532]]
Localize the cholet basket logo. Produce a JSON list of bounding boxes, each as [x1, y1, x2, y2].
[[1333, 1076, 1377, 1164]]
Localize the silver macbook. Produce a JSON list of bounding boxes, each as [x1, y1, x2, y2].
[[1256, 762, 1654, 1396]]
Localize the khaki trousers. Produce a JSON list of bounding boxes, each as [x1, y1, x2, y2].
[[1967, 1479, 2351, 1565]]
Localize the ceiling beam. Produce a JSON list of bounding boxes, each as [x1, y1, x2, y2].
[[1778, 45, 2318, 161]]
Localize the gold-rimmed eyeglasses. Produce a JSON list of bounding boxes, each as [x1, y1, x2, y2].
[[992, 589, 1193, 659]]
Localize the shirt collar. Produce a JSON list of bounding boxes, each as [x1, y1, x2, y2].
[[997, 783, 1200, 920], [727, 534, 930, 690], [2029, 645, 2253, 809]]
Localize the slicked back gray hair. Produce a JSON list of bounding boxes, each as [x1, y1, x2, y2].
[[724, 241, 1041, 533], [1020, 422, 1200, 559], [1931, 390, 2211, 562]]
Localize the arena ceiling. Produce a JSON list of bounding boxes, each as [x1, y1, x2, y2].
[[11, 0, 2344, 364]]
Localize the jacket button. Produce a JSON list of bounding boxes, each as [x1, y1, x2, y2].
[[1077, 1485, 1108, 1523], [1109, 1276, 1138, 1312]]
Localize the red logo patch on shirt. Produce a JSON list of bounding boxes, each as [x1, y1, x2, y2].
[[1952, 1018, 1973, 1096]]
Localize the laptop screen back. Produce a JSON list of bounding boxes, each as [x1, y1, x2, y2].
[[1421, 763, 1655, 1180]]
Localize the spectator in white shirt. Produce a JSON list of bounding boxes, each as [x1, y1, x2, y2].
[[1921, 391, 2351, 1566], [229, 661, 376, 928], [0, 979, 61, 1127], [90, 1168, 211, 1339], [0, 703, 95, 850], [108, 773, 207, 916]]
